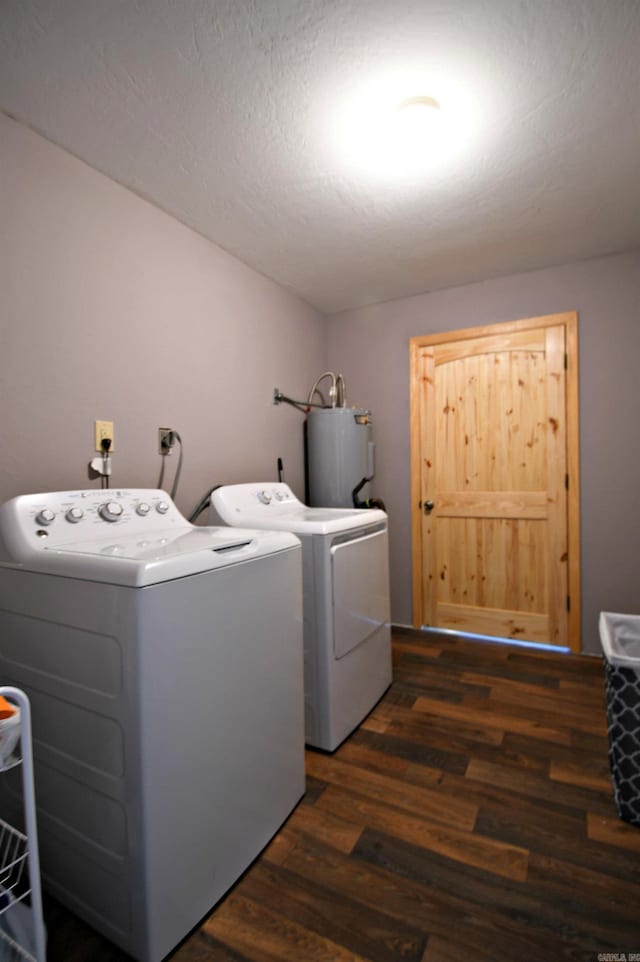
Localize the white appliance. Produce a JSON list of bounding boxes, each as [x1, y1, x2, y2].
[[210, 482, 392, 751], [0, 488, 305, 962]]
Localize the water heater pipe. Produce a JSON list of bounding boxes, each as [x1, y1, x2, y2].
[[306, 372, 347, 408]]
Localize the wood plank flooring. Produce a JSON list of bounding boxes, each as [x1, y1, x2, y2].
[[43, 629, 640, 961]]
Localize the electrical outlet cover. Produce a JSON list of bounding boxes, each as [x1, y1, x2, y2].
[[158, 428, 174, 455], [95, 420, 114, 452]]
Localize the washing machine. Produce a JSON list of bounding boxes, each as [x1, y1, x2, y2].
[[210, 483, 392, 752], [0, 488, 305, 962]]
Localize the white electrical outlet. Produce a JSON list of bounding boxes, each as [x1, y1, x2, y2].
[[95, 420, 114, 452], [158, 428, 174, 455]]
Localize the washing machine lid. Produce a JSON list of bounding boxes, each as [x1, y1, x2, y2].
[[0, 489, 299, 586], [211, 483, 387, 535]]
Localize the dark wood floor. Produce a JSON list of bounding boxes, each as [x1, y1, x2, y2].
[[45, 629, 640, 961]]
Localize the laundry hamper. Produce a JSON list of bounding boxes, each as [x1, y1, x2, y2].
[[599, 612, 640, 827]]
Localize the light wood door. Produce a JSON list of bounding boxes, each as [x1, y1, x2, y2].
[[410, 313, 580, 650]]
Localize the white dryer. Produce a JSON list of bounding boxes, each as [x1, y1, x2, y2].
[[210, 483, 392, 751], [0, 489, 305, 962]]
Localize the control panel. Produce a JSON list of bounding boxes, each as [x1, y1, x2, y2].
[[211, 483, 304, 524], [255, 485, 296, 507], [211, 482, 387, 536], [214, 484, 298, 514], [2, 489, 187, 549]]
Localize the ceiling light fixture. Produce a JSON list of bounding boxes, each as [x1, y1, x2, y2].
[[396, 94, 441, 114], [327, 69, 483, 184], [392, 94, 442, 153]]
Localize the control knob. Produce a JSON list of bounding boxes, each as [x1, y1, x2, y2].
[[65, 507, 84, 524], [136, 502, 151, 516], [99, 501, 124, 523], [156, 501, 170, 515], [257, 491, 272, 505], [35, 508, 55, 526]]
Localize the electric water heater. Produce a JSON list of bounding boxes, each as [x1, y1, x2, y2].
[[306, 407, 374, 508]]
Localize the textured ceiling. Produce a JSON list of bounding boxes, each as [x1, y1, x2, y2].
[[2, 0, 640, 314]]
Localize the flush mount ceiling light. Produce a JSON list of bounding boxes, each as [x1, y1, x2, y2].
[[334, 88, 445, 179], [392, 94, 442, 151], [327, 69, 482, 184], [395, 94, 441, 114]]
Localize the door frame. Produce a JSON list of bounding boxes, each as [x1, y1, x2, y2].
[[409, 312, 581, 652]]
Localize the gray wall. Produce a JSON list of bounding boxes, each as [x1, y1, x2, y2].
[[3, 112, 638, 655], [326, 252, 640, 654], [0, 114, 325, 516]]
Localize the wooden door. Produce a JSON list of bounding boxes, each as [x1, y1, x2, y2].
[[410, 313, 580, 651]]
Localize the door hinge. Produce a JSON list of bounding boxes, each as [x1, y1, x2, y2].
[[565, 473, 569, 490], [564, 353, 568, 369], [566, 595, 571, 612]]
